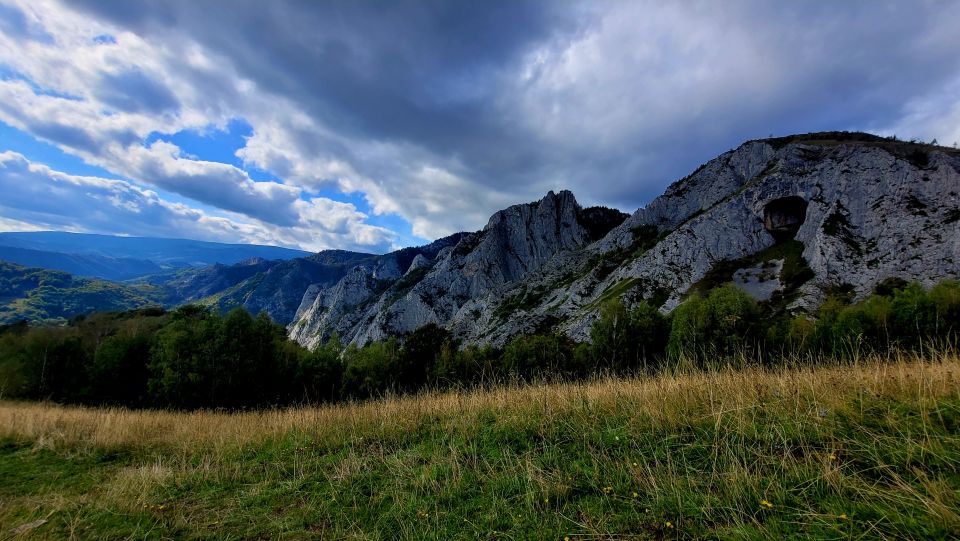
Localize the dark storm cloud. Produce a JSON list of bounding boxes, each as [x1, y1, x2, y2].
[[5, 0, 959, 249], [65, 0, 960, 216], [66, 0, 580, 181]]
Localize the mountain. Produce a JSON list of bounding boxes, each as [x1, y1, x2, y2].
[[0, 232, 310, 272], [5, 132, 956, 339], [287, 132, 960, 349], [135, 257, 282, 304], [0, 245, 165, 281], [203, 239, 473, 325], [0, 261, 162, 324], [204, 251, 378, 324], [289, 192, 627, 348]]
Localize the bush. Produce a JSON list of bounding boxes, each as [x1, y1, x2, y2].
[[433, 343, 500, 386], [668, 285, 761, 362], [807, 280, 960, 356]]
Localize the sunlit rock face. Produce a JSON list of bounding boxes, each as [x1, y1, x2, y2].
[[287, 134, 960, 348]]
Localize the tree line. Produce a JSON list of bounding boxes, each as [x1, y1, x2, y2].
[[0, 279, 957, 409]]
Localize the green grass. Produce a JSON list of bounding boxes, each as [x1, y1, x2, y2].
[[1, 354, 959, 539]]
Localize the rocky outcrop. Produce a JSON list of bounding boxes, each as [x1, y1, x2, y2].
[[289, 191, 628, 347], [285, 133, 960, 349], [547, 136, 960, 340]]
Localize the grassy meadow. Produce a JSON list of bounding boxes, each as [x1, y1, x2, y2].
[[1, 352, 959, 540]]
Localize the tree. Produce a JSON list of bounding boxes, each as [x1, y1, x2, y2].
[[88, 333, 152, 406], [342, 338, 400, 399], [501, 334, 574, 380], [667, 285, 761, 362], [147, 305, 219, 408], [296, 335, 343, 403], [590, 299, 669, 372], [399, 323, 452, 391]]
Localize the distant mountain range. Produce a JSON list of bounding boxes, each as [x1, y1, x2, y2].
[[2, 132, 958, 336], [0, 231, 310, 281]]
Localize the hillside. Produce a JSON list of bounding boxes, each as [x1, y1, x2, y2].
[[201, 250, 380, 324], [0, 261, 162, 324], [0, 245, 164, 281], [1, 354, 957, 539], [287, 132, 960, 349]]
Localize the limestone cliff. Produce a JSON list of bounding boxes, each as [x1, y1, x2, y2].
[[288, 133, 960, 349]]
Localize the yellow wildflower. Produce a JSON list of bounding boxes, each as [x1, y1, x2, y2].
[[632, 492, 639, 498], [665, 521, 674, 529], [760, 499, 774, 509]]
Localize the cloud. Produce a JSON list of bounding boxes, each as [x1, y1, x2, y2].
[[94, 68, 179, 114], [1, 0, 960, 247], [0, 2, 51, 42], [0, 151, 396, 252]]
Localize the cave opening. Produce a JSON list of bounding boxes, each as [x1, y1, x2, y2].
[[764, 196, 808, 242]]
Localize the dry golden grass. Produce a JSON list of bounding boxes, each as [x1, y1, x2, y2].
[[2, 350, 957, 452], [2, 351, 959, 539]]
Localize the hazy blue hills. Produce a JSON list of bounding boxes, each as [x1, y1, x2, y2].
[[0, 245, 166, 281], [0, 231, 381, 323], [0, 231, 310, 272]]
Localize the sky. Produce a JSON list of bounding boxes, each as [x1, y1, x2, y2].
[[1, 1, 959, 254]]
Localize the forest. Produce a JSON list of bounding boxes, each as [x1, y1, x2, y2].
[[1, 278, 957, 410]]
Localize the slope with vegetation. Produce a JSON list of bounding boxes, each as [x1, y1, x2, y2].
[[2, 277, 956, 408], [0, 261, 162, 325], [1, 353, 958, 539]]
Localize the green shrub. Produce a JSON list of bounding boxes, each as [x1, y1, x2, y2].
[[589, 299, 669, 371], [668, 285, 762, 362]]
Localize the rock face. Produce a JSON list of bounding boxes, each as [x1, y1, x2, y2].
[[286, 133, 960, 349], [208, 250, 377, 324], [289, 191, 627, 348]]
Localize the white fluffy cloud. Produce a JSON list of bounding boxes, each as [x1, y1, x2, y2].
[[0, 151, 395, 252]]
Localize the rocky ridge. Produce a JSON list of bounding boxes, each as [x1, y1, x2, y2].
[[285, 133, 959, 349]]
